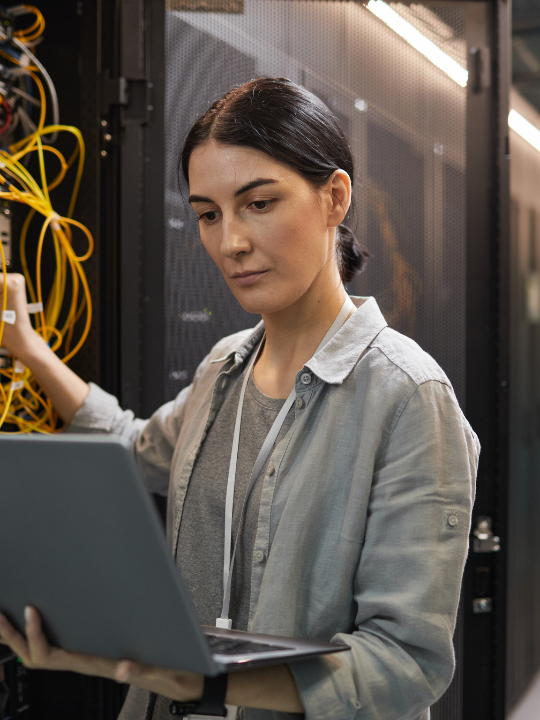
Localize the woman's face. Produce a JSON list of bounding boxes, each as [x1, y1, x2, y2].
[[188, 140, 350, 316]]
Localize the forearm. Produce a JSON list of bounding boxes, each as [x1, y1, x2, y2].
[[226, 664, 304, 713], [18, 333, 89, 424]]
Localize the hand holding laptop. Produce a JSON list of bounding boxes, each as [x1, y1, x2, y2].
[[0, 606, 306, 713], [0, 436, 346, 713]]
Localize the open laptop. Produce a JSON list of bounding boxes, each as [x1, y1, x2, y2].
[[0, 435, 349, 675]]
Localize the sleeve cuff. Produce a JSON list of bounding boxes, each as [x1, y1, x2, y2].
[[66, 382, 124, 433], [288, 652, 360, 720]]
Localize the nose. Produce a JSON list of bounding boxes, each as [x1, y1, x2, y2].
[[220, 213, 251, 259]]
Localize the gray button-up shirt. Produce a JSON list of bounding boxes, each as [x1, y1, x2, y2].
[[70, 296, 479, 720]]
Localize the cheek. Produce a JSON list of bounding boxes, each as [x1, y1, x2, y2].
[[270, 206, 325, 267], [199, 229, 222, 266]]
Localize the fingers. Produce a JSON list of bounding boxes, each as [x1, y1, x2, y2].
[[0, 272, 25, 293], [0, 613, 30, 663], [114, 661, 204, 703], [114, 660, 161, 686], [24, 606, 52, 665], [114, 660, 133, 683], [1, 607, 203, 702]]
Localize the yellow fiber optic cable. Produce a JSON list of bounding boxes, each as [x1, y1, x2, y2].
[[0, 85, 93, 431]]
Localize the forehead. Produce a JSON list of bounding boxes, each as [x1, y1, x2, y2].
[[188, 140, 300, 195]]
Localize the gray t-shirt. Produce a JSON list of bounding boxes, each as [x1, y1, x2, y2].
[[177, 365, 294, 632], [143, 366, 295, 720]]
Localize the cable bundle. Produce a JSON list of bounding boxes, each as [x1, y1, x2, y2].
[[0, 6, 93, 432]]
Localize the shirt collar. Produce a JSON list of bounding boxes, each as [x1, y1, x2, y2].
[[305, 296, 387, 384], [209, 320, 265, 368], [210, 296, 387, 384]]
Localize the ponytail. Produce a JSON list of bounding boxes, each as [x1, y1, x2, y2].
[[337, 224, 371, 284]]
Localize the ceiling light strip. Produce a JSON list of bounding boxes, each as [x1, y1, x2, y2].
[[509, 109, 540, 153], [366, 0, 468, 88]]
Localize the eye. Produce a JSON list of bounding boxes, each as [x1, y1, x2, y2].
[[250, 199, 273, 211], [199, 210, 220, 224]]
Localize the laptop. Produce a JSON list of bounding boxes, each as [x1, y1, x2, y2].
[[0, 435, 349, 675]]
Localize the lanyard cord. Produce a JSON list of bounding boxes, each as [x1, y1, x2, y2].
[[217, 296, 356, 628]]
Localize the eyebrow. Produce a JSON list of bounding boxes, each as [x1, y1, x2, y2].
[[188, 178, 278, 204]]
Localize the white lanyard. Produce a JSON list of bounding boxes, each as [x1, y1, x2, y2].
[[216, 296, 356, 628]]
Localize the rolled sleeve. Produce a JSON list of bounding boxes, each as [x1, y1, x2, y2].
[[66, 382, 191, 496], [290, 380, 478, 720]]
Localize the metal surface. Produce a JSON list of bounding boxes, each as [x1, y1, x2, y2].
[[99, 0, 166, 417], [512, 0, 540, 113], [461, 1, 511, 719], [162, 2, 511, 718], [473, 517, 502, 553], [507, 88, 540, 713], [0, 0, 512, 716], [161, 3, 509, 719], [117, 0, 166, 416]]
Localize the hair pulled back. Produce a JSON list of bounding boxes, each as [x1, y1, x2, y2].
[[180, 77, 369, 284]]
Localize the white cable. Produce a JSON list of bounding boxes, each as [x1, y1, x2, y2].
[[12, 37, 59, 143], [11, 85, 41, 106], [5, 6, 34, 16], [17, 105, 37, 134]]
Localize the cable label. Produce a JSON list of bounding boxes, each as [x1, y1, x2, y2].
[[2, 309, 15, 324], [10, 380, 23, 391], [27, 302, 43, 314], [13, 360, 24, 374]]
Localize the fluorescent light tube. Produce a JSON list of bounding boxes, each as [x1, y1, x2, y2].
[[366, 0, 468, 88], [509, 109, 540, 154]]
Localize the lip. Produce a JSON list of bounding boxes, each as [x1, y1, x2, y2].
[[230, 270, 269, 286]]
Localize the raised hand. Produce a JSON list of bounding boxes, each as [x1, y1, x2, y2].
[[0, 273, 39, 361]]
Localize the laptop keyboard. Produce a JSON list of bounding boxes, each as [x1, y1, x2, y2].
[[206, 635, 292, 656]]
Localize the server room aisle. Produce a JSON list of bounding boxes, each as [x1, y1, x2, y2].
[[509, 670, 540, 720]]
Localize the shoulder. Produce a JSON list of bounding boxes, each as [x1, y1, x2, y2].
[[368, 326, 452, 389]]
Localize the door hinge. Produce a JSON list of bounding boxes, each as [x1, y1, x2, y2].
[[101, 69, 128, 114], [470, 47, 491, 93], [473, 516, 500, 553]]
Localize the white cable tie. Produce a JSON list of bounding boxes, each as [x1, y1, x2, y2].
[[50, 213, 61, 232], [2, 309, 16, 324], [13, 359, 24, 374], [27, 302, 43, 314], [215, 618, 232, 630], [10, 380, 23, 391], [19, 53, 30, 68]]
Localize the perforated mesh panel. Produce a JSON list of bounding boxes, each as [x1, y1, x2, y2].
[[164, 0, 467, 404], [164, 7, 467, 713]]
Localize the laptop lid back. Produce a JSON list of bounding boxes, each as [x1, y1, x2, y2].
[[0, 435, 216, 674]]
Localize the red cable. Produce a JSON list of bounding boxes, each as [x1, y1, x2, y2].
[[0, 108, 13, 137]]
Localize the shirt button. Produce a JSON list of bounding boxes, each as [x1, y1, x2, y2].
[[295, 397, 304, 410], [266, 463, 275, 476], [219, 376, 229, 391], [300, 373, 312, 385], [254, 550, 265, 563], [447, 514, 459, 527]]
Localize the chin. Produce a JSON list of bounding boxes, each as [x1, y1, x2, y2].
[[231, 288, 303, 317]]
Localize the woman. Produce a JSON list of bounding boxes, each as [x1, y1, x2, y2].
[[0, 78, 478, 720]]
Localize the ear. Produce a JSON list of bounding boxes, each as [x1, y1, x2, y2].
[[325, 170, 352, 229]]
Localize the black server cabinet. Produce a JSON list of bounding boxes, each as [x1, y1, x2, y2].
[[1, 1, 512, 719], [160, 3, 510, 718]]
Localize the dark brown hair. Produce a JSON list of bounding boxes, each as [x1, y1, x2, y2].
[[180, 77, 369, 283]]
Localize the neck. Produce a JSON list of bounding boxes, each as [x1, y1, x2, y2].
[[253, 273, 349, 399]]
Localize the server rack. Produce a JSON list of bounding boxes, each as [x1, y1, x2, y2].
[[0, 1, 512, 719]]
